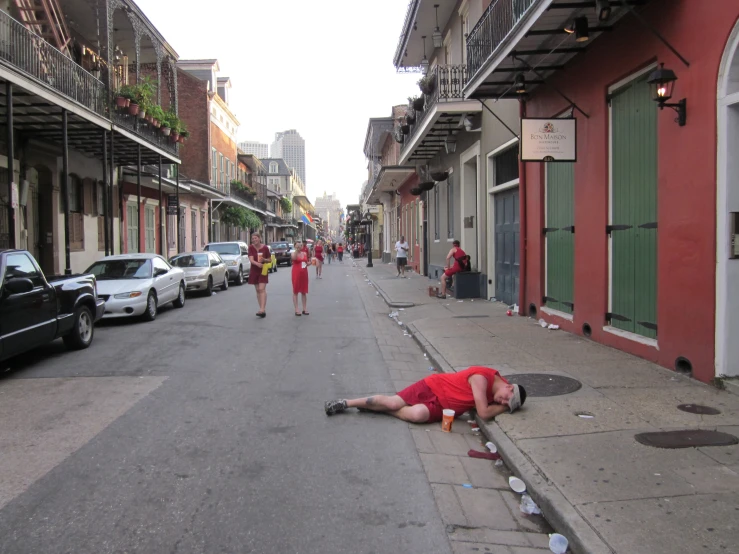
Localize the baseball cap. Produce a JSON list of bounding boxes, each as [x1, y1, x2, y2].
[[508, 384, 527, 413]]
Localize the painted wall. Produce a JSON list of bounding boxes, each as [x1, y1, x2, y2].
[[521, 0, 739, 382]]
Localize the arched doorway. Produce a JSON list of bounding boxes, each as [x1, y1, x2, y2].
[[716, 19, 739, 378]]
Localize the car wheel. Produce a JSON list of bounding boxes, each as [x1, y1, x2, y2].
[[204, 276, 213, 296], [142, 290, 158, 321], [221, 274, 229, 291], [173, 283, 186, 308], [235, 266, 244, 286], [62, 305, 94, 350]]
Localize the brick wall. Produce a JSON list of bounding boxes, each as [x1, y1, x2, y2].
[[212, 122, 237, 188], [177, 69, 209, 183]]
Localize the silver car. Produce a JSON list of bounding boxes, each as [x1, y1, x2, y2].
[[204, 241, 251, 285], [170, 251, 229, 295]]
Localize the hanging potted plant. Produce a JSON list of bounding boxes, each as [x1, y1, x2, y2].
[[406, 110, 416, 125], [401, 123, 410, 135], [430, 169, 449, 182], [409, 95, 424, 111], [410, 186, 423, 196], [419, 181, 435, 192], [418, 73, 436, 96]]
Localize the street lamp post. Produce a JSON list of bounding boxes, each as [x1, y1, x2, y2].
[[365, 211, 373, 267]]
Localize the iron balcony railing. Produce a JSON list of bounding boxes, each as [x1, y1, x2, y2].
[[112, 111, 179, 157], [466, 0, 538, 82], [252, 198, 267, 212], [402, 64, 469, 154], [0, 9, 106, 117]]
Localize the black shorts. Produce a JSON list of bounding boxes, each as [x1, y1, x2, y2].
[[397, 257, 407, 267]]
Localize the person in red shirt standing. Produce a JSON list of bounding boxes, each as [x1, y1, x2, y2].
[[314, 239, 324, 279], [324, 366, 526, 422], [247, 232, 270, 318], [291, 240, 309, 316], [337, 243, 344, 263], [438, 239, 468, 299]]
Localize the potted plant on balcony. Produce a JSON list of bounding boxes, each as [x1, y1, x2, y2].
[[149, 105, 164, 128], [114, 86, 131, 108], [418, 74, 436, 95], [159, 112, 172, 136], [409, 95, 424, 111], [406, 110, 416, 125]]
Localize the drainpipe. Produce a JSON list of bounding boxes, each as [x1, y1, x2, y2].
[[518, 98, 527, 316]]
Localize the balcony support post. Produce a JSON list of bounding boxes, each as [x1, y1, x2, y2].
[[158, 155, 164, 255], [137, 144, 142, 252], [61, 109, 71, 275], [102, 130, 109, 256], [5, 82, 15, 249], [208, 200, 213, 243], [110, 132, 118, 255], [176, 164, 181, 253]]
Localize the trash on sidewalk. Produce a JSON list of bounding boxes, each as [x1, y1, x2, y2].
[[428, 286, 439, 297], [398, 308, 405, 311], [471, 427, 480, 432], [507, 310, 513, 316], [486, 441, 498, 453], [539, 319, 548, 328], [428, 366, 435, 371], [461, 483, 473, 488], [495, 459, 504, 467], [509, 476, 526, 493], [520, 494, 542, 515], [388, 311, 399, 318], [548, 324, 560, 330], [467, 449, 501, 461], [398, 321, 403, 325], [457, 300, 463, 303], [549, 533, 569, 554], [512, 303, 518, 312], [577, 412, 595, 419]]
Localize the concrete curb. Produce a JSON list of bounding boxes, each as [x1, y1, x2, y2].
[[405, 322, 614, 554], [371, 282, 415, 309]]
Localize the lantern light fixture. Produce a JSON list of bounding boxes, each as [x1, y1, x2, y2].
[[445, 132, 457, 154], [565, 16, 589, 42], [514, 73, 526, 95], [595, 0, 612, 22], [432, 5, 443, 48], [420, 36, 429, 74], [647, 63, 687, 126]]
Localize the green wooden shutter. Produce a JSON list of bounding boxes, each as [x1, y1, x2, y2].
[[610, 74, 658, 339], [546, 162, 575, 314]]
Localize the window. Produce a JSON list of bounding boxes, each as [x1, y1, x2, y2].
[[446, 173, 454, 238], [219, 154, 224, 187], [4, 252, 44, 288], [270, 162, 278, 174], [126, 203, 138, 253], [494, 146, 519, 186], [168, 214, 176, 249], [212, 149, 218, 186], [201, 211, 207, 245], [95, 181, 105, 250], [191, 209, 198, 251], [434, 187, 440, 240], [145, 205, 156, 253]]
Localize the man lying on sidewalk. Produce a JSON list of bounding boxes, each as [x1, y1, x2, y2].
[[324, 366, 526, 422]]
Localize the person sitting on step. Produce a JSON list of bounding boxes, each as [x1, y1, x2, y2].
[[438, 239, 469, 299]]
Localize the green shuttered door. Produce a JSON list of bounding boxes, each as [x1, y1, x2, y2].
[[546, 162, 575, 314], [610, 74, 658, 339]]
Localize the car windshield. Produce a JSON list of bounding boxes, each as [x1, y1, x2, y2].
[[270, 243, 288, 249], [206, 243, 240, 256], [86, 259, 152, 280], [170, 254, 209, 268]]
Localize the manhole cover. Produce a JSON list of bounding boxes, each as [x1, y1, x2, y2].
[[677, 404, 722, 415], [635, 430, 738, 449], [506, 373, 582, 397]]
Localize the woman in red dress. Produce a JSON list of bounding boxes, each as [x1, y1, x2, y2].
[[247, 232, 270, 317], [314, 239, 324, 279], [291, 240, 309, 315]]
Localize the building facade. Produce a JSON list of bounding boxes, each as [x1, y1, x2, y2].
[[314, 192, 343, 242], [238, 141, 269, 158], [270, 129, 306, 187]]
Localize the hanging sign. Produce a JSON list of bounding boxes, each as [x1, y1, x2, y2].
[[166, 194, 178, 215], [520, 118, 577, 162]]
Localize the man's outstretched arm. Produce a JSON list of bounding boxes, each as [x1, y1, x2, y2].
[[469, 375, 508, 420]]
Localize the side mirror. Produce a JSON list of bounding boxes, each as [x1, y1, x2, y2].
[[210, 260, 219, 267], [3, 277, 34, 295], [154, 268, 169, 277]]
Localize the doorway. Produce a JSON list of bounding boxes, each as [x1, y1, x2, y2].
[[494, 187, 520, 306], [460, 143, 480, 269], [35, 166, 55, 274]]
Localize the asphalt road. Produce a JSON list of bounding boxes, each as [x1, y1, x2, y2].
[[0, 260, 451, 554]]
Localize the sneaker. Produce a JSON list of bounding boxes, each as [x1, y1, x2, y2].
[[324, 399, 348, 415]]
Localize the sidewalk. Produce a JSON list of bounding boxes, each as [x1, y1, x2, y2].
[[358, 259, 739, 554]]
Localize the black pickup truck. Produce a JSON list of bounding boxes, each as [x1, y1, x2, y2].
[[0, 249, 106, 363]]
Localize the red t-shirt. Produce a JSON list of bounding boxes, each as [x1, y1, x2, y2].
[[337, 246, 343, 252], [248, 244, 270, 263], [423, 366, 507, 413]]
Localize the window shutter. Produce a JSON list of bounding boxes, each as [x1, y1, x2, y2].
[[83, 178, 93, 215], [98, 216, 104, 250]]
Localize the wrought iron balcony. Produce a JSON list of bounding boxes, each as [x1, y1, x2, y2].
[[402, 64, 469, 153], [466, 0, 537, 83], [111, 111, 179, 157], [0, 9, 106, 117]]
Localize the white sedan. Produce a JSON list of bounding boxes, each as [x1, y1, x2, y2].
[[86, 254, 186, 321]]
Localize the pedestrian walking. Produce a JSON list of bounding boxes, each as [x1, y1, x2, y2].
[[327, 243, 333, 264], [395, 235, 410, 278], [291, 240, 309, 315], [438, 239, 469, 299], [247, 232, 270, 317], [314, 239, 324, 279], [324, 366, 526, 422], [337, 243, 344, 262]]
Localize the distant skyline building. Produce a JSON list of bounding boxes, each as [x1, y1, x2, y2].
[[314, 191, 343, 239], [238, 141, 269, 158], [270, 129, 306, 188]]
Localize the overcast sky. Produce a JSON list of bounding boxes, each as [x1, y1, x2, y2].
[[135, 0, 419, 209]]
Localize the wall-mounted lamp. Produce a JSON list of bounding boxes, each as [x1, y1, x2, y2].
[[647, 63, 687, 126], [420, 36, 429, 75], [432, 5, 443, 48], [514, 73, 526, 94], [565, 16, 589, 42], [445, 132, 457, 154], [595, 0, 611, 22]]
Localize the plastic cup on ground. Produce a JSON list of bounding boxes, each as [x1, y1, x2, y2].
[[486, 441, 497, 453], [549, 533, 568, 554], [441, 409, 455, 432], [509, 476, 526, 493]]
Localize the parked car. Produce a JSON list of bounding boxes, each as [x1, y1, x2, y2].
[[0, 249, 105, 362], [86, 254, 186, 321], [203, 241, 250, 285], [170, 251, 229, 295], [270, 242, 292, 266]]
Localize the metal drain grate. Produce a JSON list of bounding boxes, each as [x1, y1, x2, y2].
[[506, 373, 582, 397], [635, 430, 738, 449]]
